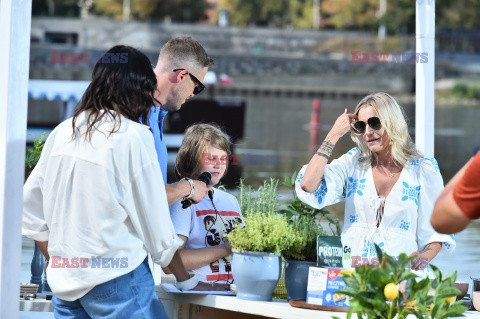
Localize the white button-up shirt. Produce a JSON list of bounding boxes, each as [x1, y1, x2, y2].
[[22, 111, 183, 301]]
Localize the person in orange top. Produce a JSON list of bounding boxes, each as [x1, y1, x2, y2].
[[431, 151, 480, 233]]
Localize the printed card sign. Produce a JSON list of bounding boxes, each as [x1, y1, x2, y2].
[[306, 266, 351, 308], [306, 266, 327, 305], [317, 236, 343, 267]]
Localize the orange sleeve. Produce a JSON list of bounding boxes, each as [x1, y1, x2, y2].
[[453, 152, 480, 219]]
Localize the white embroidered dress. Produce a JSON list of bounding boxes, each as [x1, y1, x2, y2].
[[295, 148, 455, 277]]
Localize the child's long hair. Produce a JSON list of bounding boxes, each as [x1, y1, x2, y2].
[[175, 124, 231, 180]]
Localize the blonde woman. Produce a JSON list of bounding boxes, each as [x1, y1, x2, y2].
[[164, 124, 244, 287], [296, 92, 455, 277]]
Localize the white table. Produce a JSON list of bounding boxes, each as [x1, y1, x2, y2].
[[19, 287, 480, 319], [156, 286, 480, 319]]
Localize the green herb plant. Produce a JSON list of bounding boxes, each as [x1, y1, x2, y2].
[[226, 212, 303, 255], [237, 178, 279, 217], [334, 244, 467, 319], [278, 171, 341, 236], [25, 133, 46, 180], [282, 216, 322, 261], [278, 172, 341, 261]]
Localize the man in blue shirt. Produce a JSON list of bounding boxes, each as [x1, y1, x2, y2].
[[149, 36, 214, 205]]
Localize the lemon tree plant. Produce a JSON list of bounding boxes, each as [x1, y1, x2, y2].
[[334, 244, 467, 319]]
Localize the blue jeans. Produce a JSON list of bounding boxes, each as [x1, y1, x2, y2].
[[52, 257, 167, 319]]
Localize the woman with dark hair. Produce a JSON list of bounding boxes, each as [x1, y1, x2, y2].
[[22, 45, 210, 318]]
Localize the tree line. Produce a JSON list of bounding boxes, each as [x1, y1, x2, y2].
[[32, 0, 480, 34]]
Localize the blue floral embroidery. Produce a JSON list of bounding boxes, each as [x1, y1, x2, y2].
[[425, 158, 440, 173], [401, 182, 421, 205], [443, 242, 451, 249], [347, 177, 366, 197], [296, 172, 304, 183], [409, 159, 421, 166], [313, 178, 328, 204], [399, 220, 410, 230], [361, 241, 385, 258], [347, 147, 359, 156], [349, 214, 359, 223], [358, 157, 366, 163]]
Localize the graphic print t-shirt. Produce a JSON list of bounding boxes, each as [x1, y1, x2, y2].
[[169, 188, 244, 283]]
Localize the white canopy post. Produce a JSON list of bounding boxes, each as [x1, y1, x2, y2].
[[0, 0, 32, 317], [415, 0, 435, 158]]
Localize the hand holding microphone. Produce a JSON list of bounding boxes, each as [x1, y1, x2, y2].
[[181, 172, 211, 209]]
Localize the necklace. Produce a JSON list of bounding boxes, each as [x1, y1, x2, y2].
[[374, 165, 398, 178]]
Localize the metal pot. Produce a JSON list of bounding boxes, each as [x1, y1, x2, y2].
[[471, 277, 480, 292]]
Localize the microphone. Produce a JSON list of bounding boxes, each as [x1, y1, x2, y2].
[[181, 172, 211, 209]]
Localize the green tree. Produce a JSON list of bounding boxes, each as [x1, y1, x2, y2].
[[94, 0, 208, 22], [437, 0, 480, 29], [32, 0, 80, 17], [321, 0, 378, 30], [289, 0, 314, 28], [382, 0, 415, 35], [219, 0, 290, 27]]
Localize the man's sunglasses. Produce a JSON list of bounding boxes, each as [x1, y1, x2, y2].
[[173, 68, 205, 95], [351, 116, 382, 134]]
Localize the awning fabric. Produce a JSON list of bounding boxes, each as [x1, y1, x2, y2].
[[28, 79, 90, 101]]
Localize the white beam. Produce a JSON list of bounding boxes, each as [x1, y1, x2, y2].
[[0, 0, 33, 318], [415, 0, 435, 158]]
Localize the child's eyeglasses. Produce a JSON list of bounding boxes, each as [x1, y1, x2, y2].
[[351, 116, 382, 134]]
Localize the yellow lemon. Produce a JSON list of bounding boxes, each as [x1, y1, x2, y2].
[[445, 296, 455, 304], [339, 270, 354, 277], [384, 283, 398, 300]]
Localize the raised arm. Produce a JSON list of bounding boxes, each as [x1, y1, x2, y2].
[[301, 109, 357, 193]]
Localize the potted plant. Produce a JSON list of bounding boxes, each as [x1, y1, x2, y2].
[[25, 133, 48, 292], [25, 133, 45, 179], [335, 244, 467, 319], [234, 178, 290, 299], [279, 172, 342, 301], [227, 211, 303, 301]]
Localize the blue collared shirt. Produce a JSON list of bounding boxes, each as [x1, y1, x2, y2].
[[147, 106, 168, 183]]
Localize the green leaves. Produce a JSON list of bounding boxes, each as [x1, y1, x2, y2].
[[25, 133, 45, 169], [236, 178, 279, 217], [25, 133, 46, 181], [276, 171, 341, 261], [226, 212, 304, 255], [336, 244, 467, 319]]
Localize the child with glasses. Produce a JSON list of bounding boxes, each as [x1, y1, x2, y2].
[[295, 92, 455, 278], [165, 124, 244, 287]]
